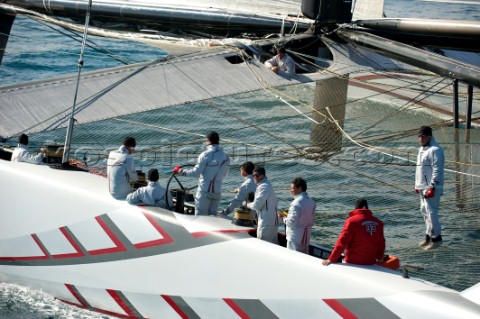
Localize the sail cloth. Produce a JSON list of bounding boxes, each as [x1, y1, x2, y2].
[[352, 0, 385, 20], [0, 40, 412, 138]]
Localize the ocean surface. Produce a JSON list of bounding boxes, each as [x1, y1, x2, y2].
[[1, 0, 479, 318]]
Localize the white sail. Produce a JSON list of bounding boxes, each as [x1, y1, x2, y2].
[[352, 0, 385, 20]]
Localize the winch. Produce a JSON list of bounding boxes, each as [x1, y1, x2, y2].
[[130, 170, 147, 190], [43, 143, 64, 164], [232, 207, 256, 227]]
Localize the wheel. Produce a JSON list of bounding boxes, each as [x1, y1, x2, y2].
[[165, 169, 197, 214]]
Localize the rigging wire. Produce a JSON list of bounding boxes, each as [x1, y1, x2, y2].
[[325, 107, 480, 177], [351, 78, 452, 139], [31, 16, 132, 65], [110, 117, 300, 157], [234, 46, 329, 124], [15, 58, 165, 136], [1, 14, 141, 66], [235, 44, 480, 170], [62, 0, 93, 163]]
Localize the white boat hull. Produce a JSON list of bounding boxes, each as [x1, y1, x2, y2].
[[1, 160, 479, 318]]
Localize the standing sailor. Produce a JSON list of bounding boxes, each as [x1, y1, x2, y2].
[[278, 177, 316, 253], [11, 134, 45, 164], [173, 131, 230, 215], [246, 166, 279, 244], [415, 126, 445, 250], [107, 137, 138, 200]]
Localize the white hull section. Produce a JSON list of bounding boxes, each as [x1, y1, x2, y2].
[[1, 160, 479, 318]]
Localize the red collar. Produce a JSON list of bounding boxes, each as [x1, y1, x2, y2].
[[348, 208, 373, 217]]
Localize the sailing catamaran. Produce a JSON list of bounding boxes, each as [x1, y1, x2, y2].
[[0, 0, 479, 318]]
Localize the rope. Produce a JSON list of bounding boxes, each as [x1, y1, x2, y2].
[[235, 47, 330, 124], [325, 107, 480, 178], [234, 45, 479, 174], [351, 78, 452, 139], [110, 117, 299, 157], [32, 16, 132, 65]]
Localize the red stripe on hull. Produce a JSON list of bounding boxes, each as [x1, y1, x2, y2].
[[88, 216, 127, 255], [107, 289, 138, 318], [162, 294, 189, 319], [191, 229, 252, 237], [133, 210, 175, 249], [224, 298, 251, 319], [0, 235, 49, 261], [64, 283, 89, 309], [52, 227, 86, 259], [324, 299, 358, 319]]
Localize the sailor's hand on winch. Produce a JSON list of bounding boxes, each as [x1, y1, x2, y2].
[[277, 210, 288, 221], [217, 208, 230, 215]]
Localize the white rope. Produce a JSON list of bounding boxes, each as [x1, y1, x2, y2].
[[326, 107, 480, 178]]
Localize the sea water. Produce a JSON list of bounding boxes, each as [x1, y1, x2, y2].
[[1, 0, 479, 318]]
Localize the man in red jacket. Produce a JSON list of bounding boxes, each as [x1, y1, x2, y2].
[[322, 198, 385, 266]]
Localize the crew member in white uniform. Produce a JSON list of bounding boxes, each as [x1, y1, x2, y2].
[[220, 161, 256, 216], [247, 166, 279, 243], [173, 131, 230, 215], [415, 126, 445, 250], [264, 47, 296, 76], [11, 134, 45, 164], [107, 137, 138, 200], [127, 168, 172, 208], [279, 177, 316, 253]]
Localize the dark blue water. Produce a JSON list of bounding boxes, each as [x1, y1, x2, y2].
[[0, 18, 165, 85], [0, 0, 479, 318]]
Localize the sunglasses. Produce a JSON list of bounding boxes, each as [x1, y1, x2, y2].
[[253, 173, 262, 177], [418, 135, 430, 138]]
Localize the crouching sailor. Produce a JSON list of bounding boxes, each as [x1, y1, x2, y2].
[[11, 133, 45, 164], [107, 137, 138, 200], [322, 198, 385, 266], [173, 131, 230, 215], [127, 168, 172, 208]]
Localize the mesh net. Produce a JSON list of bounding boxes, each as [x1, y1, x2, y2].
[[25, 69, 480, 291]]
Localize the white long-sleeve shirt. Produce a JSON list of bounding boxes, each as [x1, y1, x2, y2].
[[264, 54, 296, 75], [415, 138, 445, 195], [226, 174, 256, 212], [127, 181, 173, 209], [285, 191, 316, 245], [107, 145, 138, 200], [11, 144, 44, 164], [247, 178, 278, 227]]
